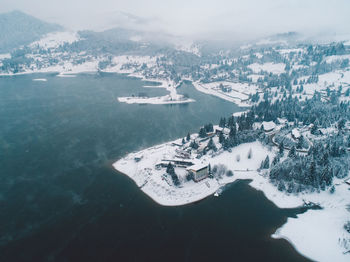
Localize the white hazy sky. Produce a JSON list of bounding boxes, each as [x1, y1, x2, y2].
[[1, 0, 350, 40]]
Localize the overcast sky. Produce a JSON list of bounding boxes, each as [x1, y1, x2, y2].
[[1, 0, 350, 40]]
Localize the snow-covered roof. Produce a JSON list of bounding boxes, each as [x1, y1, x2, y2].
[[215, 127, 230, 134], [262, 121, 276, 131], [277, 117, 288, 124], [292, 128, 301, 139], [187, 163, 208, 172]]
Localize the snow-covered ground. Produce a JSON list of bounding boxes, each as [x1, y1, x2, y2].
[[103, 55, 159, 75], [272, 181, 350, 262], [278, 48, 305, 55], [248, 62, 286, 75], [113, 140, 275, 206], [192, 81, 258, 107], [0, 53, 11, 59], [174, 40, 201, 56], [295, 69, 350, 103], [30, 31, 80, 49], [117, 76, 195, 105], [0, 58, 100, 76], [0, 48, 191, 105], [0, 53, 11, 67], [113, 135, 350, 262], [324, 54, 350, 64], [248, 74, 264, 83], [118, 94, 194, 105]]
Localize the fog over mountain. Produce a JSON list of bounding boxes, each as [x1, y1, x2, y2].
[[0, 11, 62, 52], [1, 0, 349, 43]]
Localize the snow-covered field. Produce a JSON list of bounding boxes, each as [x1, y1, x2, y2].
[[192, 81, 257, 107], [30, 31, 80, 49], [0, 59, 100, 76], [324, 54, 350, 63], [295, 70, 350, 102], [248, 74, 264, 83], [248, 62, 286, 75], [0, 53, 11, 59], [113, 136, 350, 262], [272, 181, 350, 262], [103, 55, 159, 75]]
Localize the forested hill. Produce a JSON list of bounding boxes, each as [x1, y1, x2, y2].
[[0, 10, 62, 53]]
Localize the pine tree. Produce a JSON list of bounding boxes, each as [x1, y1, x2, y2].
[[166, 162, 175, 175], [219, 117, 226, 128], [288, 146, 296, 158], [227, 116, 235, 128], [309, 160, 316, 180], [207, 137, 217, 152], [229, 125, 236, 139], [219, 132, 224, 144], [272, 155, 280, 166], [321, 152, 329, 166], [279, 141, 284, 154], [223, 138, 230, 150], [205, 123, 214, 133], [229, 125, 237, 146], [182, 138, 185, 144], [345, 88, 350, 97], [337, 119, 345, 131], [199, 127, 207, 138], [310, 123, 318, 135], [247, 148, 252, 159], [260, 155, 270, 169], [186, 132, 191, 141], [190, 141, 199, 149], [297, 135, 304, 149]]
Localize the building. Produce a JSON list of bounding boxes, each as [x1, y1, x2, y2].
[[262, 121, 276, 133], [215, 127, 230, 135], [187, 163, 209, 182], [291, 128, 301, 140], [345, 178, 350, 186]]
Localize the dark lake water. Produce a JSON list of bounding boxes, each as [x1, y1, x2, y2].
[[0, 73, 310, 262]]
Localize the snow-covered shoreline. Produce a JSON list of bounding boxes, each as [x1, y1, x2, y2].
[[0, 57, 194, 105], [117, 75, 195, 105], [192, 81, 254, 107], [117, 95, 195, 105], [113, 136, 350, 262]]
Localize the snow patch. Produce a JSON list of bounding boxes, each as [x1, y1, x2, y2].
[[30, 31, 79, 49], [248, 62, 286, 75]]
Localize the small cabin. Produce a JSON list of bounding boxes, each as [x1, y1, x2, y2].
[[187, 163, 209, 182]]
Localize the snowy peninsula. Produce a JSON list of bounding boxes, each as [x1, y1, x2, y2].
[[114, 115, 350, 262]]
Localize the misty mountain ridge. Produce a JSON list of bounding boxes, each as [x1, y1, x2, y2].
[[1, 10, 349, 58], [0, 10, 62, 53]]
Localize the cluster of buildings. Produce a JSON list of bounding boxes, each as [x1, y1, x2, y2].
[[155, 157, 209, 183]]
